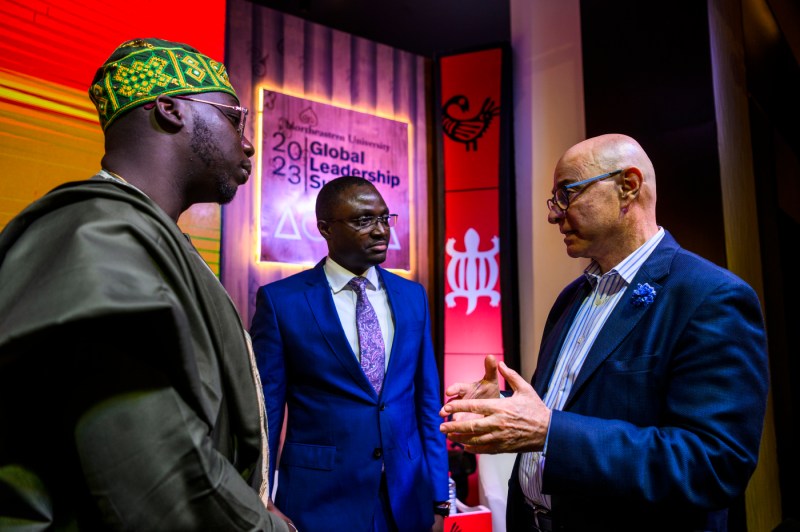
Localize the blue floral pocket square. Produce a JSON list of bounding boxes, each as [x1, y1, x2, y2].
[[631, 283, 657, 307]]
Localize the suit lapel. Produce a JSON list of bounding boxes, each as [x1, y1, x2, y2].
[[304, 262, 377, 398], [533, 278, 592, 394], [377, 266, 402, 385], [563, 233, 678, 408]]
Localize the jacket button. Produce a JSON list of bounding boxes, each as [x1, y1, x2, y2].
[[380, 404, 386, 411], [373, 448, 382, 458]]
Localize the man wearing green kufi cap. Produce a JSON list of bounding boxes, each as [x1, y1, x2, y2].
[[0, 38, 291, 531]]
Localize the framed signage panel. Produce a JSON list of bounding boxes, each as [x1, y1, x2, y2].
[[257, 89, 412, 270]]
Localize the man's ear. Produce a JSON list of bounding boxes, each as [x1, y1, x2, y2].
[[620, 167, 643, 201], [152, 95, 184, 132], [317, 220, 332, 241]]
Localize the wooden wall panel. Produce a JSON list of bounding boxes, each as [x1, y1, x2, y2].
[[223, 0, 429, 325], [331, 32, 353, 106], [304, 22, 332, 100], [282, 15, 305, 94], [376, 44, 395, 112], [351, 38, 377, 111]]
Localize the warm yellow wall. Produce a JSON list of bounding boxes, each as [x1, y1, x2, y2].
[[0, 68, 222, 273], [0, 68, 103, 227]]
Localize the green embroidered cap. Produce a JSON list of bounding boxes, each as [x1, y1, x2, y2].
[[89, 38, 238, 130]]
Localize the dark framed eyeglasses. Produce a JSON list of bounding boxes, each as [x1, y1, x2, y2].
[[546, 169, 623, 213], [323, 214, 398, 233], [174, 95, 248, 137]]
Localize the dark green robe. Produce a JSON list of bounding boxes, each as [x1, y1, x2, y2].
[[0, 177, 288, 531]]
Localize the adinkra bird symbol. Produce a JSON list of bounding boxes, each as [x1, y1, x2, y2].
[[442, 95, 500, 152]]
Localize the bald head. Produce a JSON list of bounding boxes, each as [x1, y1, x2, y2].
[[550, 134, 660, 271], [558, 133, 656, 210]]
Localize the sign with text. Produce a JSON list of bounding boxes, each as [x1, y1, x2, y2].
[[258, 89, 411, 269]]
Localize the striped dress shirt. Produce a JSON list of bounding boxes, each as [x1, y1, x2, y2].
[[519, 227, 665, 509]]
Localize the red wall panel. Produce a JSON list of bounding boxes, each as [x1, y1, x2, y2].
[[439, 48, 502, 191], [444, 188, 502, 354]]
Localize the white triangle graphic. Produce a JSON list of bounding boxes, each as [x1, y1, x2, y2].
[[274, 206, 302, 240], [388, 227, 401, 250]]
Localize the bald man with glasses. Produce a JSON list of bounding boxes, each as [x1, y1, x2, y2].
[[441, 134, 768, 532]]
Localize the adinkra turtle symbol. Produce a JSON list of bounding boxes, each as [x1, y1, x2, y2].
[[445, 228, 500, 315], [442, 95, 500, 152]]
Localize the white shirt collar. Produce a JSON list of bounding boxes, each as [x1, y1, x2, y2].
[[323, 257, 381, 294], [584, 227, 665, 284]]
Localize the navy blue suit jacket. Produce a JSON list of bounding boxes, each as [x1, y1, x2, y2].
[[251, 261, 448, 532], [507, 232, 769, 531]]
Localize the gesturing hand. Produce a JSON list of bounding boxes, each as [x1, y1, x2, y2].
[[439, 360, 550, 454], [442, 354, 501, 423]]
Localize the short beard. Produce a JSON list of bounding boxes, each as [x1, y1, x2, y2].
[[190, 112, 238, 204]]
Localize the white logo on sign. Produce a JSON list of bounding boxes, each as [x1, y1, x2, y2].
[[388, 227, 401, 250], [302, 212, 324, 241], [445, 228, 500, 315], [273, 207, 401, 247], [274, 206, 301, 240]]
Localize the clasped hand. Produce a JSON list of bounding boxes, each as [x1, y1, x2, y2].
[[439, 355, 551, 454]]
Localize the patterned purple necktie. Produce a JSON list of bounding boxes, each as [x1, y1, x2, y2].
[[348, 276, 385, 394]]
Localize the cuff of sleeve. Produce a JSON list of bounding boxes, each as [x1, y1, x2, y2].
[[433, 501, 451, 517], [542, 409, 553, 456]]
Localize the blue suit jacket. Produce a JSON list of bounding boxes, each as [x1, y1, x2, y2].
[[251, 261, 448, 532], [507, 232, 769, 531]]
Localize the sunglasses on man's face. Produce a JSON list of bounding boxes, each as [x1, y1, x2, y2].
[[173, 95, 248, 137]]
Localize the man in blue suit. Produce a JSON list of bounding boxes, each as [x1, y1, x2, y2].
[[440, 134, 769, 531], [251, 176, 449, 532]]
